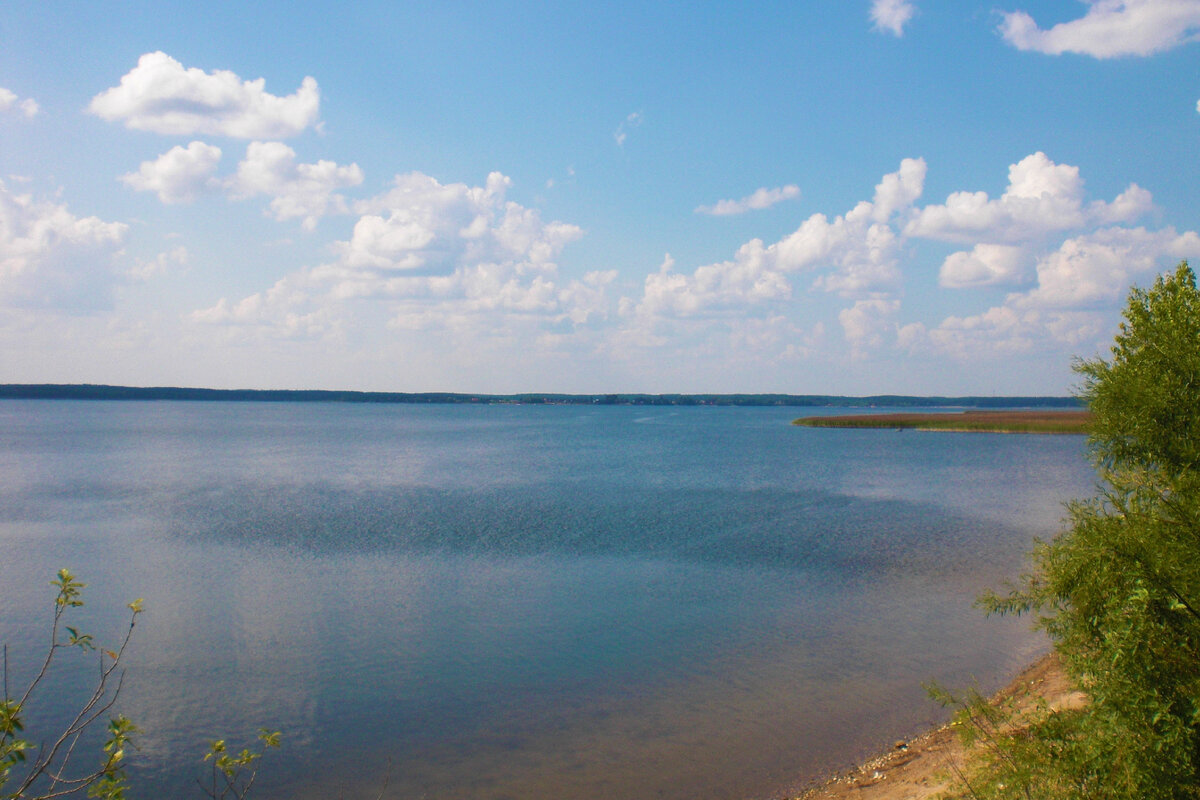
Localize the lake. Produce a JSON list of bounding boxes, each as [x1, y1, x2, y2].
[[0, 401, 1095, 799]]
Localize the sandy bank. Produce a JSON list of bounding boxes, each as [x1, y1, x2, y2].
[[788, 652, 1084, 800]]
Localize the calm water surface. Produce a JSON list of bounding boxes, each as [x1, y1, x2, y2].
[[0, 401, 1094, 799]]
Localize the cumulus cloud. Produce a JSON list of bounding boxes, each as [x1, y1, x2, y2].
[[803, 214, 903, 295], [909, 227, 1200, 359], [121, 141, 222, 204], [0, 181, 129, 310], [332, 171, 581, 279], [89, 51, 320, 138], [637, 248, 792, 317], [870, 0, 917, 36], [1016, 226, 1200, 309], [229, 141, 363, 229], [0, 87, 38, 118], [894, 153, 1197, 360], [184, 150, 1196, 374], [193, 172, 602, 337], [939, 244, 1029, 288], [870, 156, 926, 222], [999, 0, 1200, 58], [905, 152, 1152, 243], [636, 158, 925, 317], [695, 185, 800, 216]]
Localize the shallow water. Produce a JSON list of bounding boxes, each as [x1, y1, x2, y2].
[[0, 401, 1094, 799]]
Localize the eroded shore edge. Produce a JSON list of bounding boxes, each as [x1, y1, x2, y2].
[[786, 652, 1084, 800]]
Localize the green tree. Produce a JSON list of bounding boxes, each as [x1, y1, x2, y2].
[[952, 261, 1200, 799]]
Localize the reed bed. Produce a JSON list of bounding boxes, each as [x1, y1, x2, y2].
[[792, 409, 1090, 434]]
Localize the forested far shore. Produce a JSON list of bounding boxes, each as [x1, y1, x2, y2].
[[0, 384, 1083, 408]]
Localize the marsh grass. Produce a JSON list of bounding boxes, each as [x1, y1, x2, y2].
[[792, 410, 1090, 434]]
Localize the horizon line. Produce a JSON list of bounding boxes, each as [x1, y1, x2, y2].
[[0, 383, 1082, 408]]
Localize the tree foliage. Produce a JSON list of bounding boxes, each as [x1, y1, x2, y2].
[[954, 262, 1200, 799], [199, 730, 281, 800]]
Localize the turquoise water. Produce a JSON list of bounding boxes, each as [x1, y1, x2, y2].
[[0, 401, 1094, 799]]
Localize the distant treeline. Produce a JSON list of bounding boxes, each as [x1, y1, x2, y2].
[[0, 384, 1083, 408]]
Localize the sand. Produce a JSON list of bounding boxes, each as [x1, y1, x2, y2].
[[788, 652, 1085, 800]]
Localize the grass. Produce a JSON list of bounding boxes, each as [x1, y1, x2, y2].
[[792, 409, 1091, 434]]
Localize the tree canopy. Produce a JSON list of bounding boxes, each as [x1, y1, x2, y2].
[[960, 262, 1200, 799]]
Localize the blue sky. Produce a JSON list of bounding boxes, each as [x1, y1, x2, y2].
[[1, 1, 1198, 394]]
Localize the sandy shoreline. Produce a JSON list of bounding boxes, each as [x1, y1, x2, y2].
[[786, 652, 1083, 800]]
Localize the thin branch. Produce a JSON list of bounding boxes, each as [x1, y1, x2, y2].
[[371, 759, 393, 800], [13, 608, 136, 798]]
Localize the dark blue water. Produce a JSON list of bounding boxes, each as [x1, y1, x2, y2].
[[0, 401, 1094, 799]]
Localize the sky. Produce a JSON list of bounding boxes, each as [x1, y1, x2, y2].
[[1, 0, 1198, 395]]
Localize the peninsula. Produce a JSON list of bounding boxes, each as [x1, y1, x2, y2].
[[792, 409, 1090, 434]]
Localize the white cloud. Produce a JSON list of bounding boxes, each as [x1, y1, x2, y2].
[[340, 171, 582, 277], [726, 314, 819, 358], [121, 140, 362, 226], [911, 227, 1200, 359], [190, 271, 338, 339], [0, 181, 129, 311], [695, 185, 800, 216], [636, 158, 924, 317], [1093, 183, 1156, 224], [183, 150, 1195, 380], [193, 172, 599, 337], [89, 51, 320, 138], [839, 298, 900, 355], [121, 141, 223, 204], [884, 153, 1200, 362], [905, 152, 1151, 243], [614, 111, 642, 147], [554, 269, 618, 325], [230, 141, 363, 230], [1016, 226, 1200, 309], [909, 306, 1052, 358], [999, 0, 1200, 58], [638, 246, 792, 316], [871, 0, 917, 36], [804, 215, 903, 295], [129, 245, 188, 280], [0, 87, 39, 118], [939, 244, 1029, 288], [871, 156, 927, 222]]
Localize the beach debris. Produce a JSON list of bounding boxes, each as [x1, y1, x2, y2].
[[894, 740, 908, 750]]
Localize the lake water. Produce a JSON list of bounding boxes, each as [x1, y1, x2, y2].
[[0, 401, 1095, 799]]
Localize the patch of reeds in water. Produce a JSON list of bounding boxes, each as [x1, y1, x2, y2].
[[792, 410, 1091, 434]]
